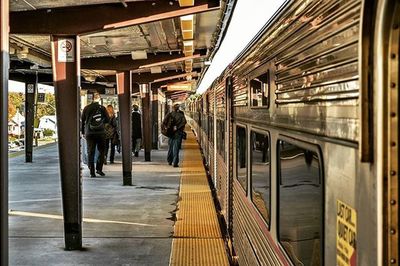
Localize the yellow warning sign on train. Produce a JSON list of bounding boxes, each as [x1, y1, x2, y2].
[[337, 200, 357, 266]]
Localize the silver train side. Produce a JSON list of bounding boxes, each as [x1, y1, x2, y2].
[[186, 0, 399, 265]]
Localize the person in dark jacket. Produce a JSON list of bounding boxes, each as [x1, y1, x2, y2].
[[164, 103, 187, 167], [81, 93, 109, 177], [131, 105, 142, 157], [104, 105, 118, 164]]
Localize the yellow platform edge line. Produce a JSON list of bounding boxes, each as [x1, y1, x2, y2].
[[169, 129, 229, 266]]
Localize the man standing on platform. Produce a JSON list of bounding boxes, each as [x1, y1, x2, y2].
[[163, 104, 187, 167], [81, 92, 109, 177], [131, 104, 142, 157]]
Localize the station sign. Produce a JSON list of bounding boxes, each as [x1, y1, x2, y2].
[[337, 200, 357, 266], [37, 93, 45, 103], [105, 88, 116, 95], [58, 38, 75, 62], [27, 84, 35, 94], [167, 84, 192, 91]]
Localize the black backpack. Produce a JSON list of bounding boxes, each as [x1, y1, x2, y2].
[[88, 107, 105, 131], [161, 114, 174, 137]]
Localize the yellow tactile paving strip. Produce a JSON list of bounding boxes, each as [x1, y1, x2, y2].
[[169, 129, 229, 266]]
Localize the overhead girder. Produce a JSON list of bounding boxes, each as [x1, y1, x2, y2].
[[10, 0, 220, 35], [10, 49, 206, 76], [9, 71, 53, 84], [9, 68, 199, 90], [81, 49, 206, 71], [100, 68, 200, 84], [132, 69, 200, 83]]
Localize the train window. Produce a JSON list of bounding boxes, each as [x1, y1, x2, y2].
[[236, 126, 247, 192], [250, 131, 270, 225], [250, 71, 270, 108], [278, 140, 323, 265]]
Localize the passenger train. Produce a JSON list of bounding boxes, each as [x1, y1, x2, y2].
[[185, 0, 399, 265]]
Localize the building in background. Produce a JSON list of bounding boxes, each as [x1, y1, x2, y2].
[[38, 115, 57, 137], [8, 110, 24, 137]]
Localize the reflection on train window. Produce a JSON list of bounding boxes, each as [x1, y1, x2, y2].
[[250, 71, 269, 107], [278, 140, 322, 265], [251, 131, 270, 225], [236, 126, 247, 192]]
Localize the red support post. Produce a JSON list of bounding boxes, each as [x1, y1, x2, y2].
[[116, 71, 132, 185], [140, 84, 152, 161], [0, 0, 9, 263], [51, 35, 82, 250]]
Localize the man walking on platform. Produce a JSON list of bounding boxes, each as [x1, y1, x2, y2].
[[163, 104, 187, 167], [131, 104, 142, 157], [81, 92, 109, 177]]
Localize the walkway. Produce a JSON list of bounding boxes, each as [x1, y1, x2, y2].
[[170, 129, 229, 265], [9, 144, 180, 265], [8, 130, 230, 265]]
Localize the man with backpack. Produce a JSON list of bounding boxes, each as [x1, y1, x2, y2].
[[162, 104, 187, 167], [81, 92, 109, 177]]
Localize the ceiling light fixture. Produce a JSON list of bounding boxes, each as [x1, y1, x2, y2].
[[150, 66, 162, 74], [183, 40, 194, 55], [131, 50, 148, 60], [180, 14, 194, 40], [178, 0, 194, 7]]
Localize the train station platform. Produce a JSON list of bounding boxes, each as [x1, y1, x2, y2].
[[8, 129, 229, 265]]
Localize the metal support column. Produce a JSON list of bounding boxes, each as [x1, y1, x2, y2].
[[140, 84, 151, 161], [24, 74, 37, 163], [151, 87, 158, 149], [51, 35, 82, 250], [116, 71, 132, 185], [0, 0, 9, 264]]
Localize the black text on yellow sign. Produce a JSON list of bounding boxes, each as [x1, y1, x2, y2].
[[337, 200, 357, 266]]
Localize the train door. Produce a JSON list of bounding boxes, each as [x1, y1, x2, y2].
[[225, 76, 234, 246], [386, 1, 399, 263], [372, 0, 399, 263], [206, 94, 211, 167], [213, 85, 217, 186]]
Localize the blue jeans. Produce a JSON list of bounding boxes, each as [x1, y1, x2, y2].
[[167, 131, 183, 166]]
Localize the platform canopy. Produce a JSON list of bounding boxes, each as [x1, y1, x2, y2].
[[8, 0, 233, 100]]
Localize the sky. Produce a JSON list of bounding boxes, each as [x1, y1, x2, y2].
[[9, 80, 54, 94], [196, 0, 286, 94]]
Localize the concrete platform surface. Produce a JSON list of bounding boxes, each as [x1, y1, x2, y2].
[[9, 144, 181, 265]]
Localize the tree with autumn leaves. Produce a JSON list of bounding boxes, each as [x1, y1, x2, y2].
[[8, 92, 56, 126], [8, 92, 23, 121]]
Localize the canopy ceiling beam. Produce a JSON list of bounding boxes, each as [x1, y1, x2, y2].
[[102, 69, 201, 83], [10, 0, 220, 34], [81, 49, 206, 71]]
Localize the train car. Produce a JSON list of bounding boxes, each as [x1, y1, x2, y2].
[[186, 0, 399, 265]]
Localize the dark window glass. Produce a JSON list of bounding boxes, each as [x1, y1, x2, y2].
[[278, 140, 323, 265], [250, 72, 269, 107], [251, 132, 270, 225], [236, 126, 247, 191]]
